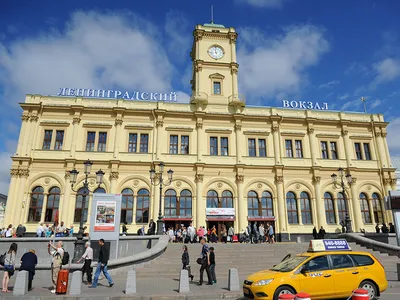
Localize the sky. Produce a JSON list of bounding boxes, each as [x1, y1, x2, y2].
[[0, 0, 400, 195]]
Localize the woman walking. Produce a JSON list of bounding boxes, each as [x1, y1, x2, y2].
[[2, 243, 17, 292]]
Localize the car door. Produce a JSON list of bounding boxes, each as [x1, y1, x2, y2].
[[329, 254, 361, 298], [296, 255, 336, 299]]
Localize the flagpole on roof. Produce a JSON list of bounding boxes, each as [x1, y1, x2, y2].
[[361, 97, 367, 114]]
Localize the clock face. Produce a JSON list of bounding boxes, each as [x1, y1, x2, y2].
[[208, 46, 224, 59]]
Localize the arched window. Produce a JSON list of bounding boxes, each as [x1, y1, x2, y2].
[[136, 189, 150, 224], [247, 191, 258, 217], [207, 190, 218, 208], [372, 193, 383, 223], [180, 190, 192, 216], [164, 189, 177, 216], [360, 193, 371, 224], [28, 186, 44, 222], [300, 192, 312, 224], [286, 192, 298, 224], [221, 190, 233, 208], [324, 192, 335, 224], [261, 191, 274, 217], [94, 187, 106, 193], [337, 192, 347, 223], [74, 188, 89, 223], [121, 188, 134, 224], [45, 187, 60, 222]]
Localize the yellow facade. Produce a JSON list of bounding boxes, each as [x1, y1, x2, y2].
[[5, 22, 397, 239]]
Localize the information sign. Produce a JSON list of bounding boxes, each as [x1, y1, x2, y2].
[[308, 239, 351, 252]]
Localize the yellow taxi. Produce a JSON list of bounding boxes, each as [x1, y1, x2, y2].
[[243, 239, 388, 300]]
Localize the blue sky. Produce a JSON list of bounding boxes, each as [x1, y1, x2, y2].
[[0, 0, 400, 194]]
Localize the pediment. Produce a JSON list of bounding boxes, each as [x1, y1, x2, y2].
[[209, 73, 225, 79]]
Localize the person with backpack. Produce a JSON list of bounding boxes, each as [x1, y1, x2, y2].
[[2, 242, 17, 292], [48, 241, 64, 294]]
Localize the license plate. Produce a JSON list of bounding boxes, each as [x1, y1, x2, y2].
[[243, 287, 250, 294]]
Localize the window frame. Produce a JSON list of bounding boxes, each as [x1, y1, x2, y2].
[[213, 81, 221, 95], [355, 142, 363, 160], [247, 191, 259, 217], [360, 193, 371, 224], [258, 139, 267, 157], [45, 187, 60, 223], [128, 133, 138, 153], [121, 188, 134, 224], [74, 187, 89, 223], [330, 142, 338, 159], [363, 143, 372, 160], [28, 186, 44, 222], [139, 133, 149, 153], [164, 189, 177, 217], [179, 189, 192, 217], [86, 131, 96, 152], [248, 138, 256, 157], [210, 137, 218, 156], [321, 141, 329, 159], [54, 130, 64, 150], [221, 137, 229, 156], [207, 190, 219, 208], [337, 192, 347, 223], [136, 188, 150, 224], [261, 191, 274, 217], [300, 192, 312, 224], [42, 130, 53, 150], [324, 192, 335, 224], [181, 135, 189, 155], [286, 192, 298, 224], [372, 193, 383, 224], [221, 190, 233, 208], [295, 140, 303, 158], [285, 140, 293, 158], [97, 132, 107, 152], [169, 135, 179, 154]]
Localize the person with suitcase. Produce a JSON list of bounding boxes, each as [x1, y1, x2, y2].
[[48, 241, 64, 294], [181, 245, 194, 281], [90, 239, 114, 288]]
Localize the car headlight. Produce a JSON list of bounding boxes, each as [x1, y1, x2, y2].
[[253, 279, 273, 286]]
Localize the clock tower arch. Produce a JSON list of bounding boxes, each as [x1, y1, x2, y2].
[[190, 22, 244, 108]]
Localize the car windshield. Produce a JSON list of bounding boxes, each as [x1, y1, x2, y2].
[[270, 255, 308, 272]]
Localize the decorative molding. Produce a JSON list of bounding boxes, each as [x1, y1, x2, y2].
[[19, 169, 30, 178], [40, 121, 70, 127], [196, 122, 203, 129], [64, 172, 71, 180], [271, 125, 279, 133], [195, 60, 204, 72], [307, 128, 314, 135], [243, 130, 270, 136], [124, 124, 153, 130], [133, 180, 140, 187], [236, 174, 244, 183], [209, 73, 225, 80], [195, 174, 204, 183], [21, 114, 30, 122], [228, 32, 238, 44], [312, 176, 321, 184], [351, 177, 357, 185], [156, 120, 164, 128], [194, 30, 205, 41], [83, 123, 112, 129], [44, 177, 51, 185], [30, 115, 39, 122], [115, 119, 123, 126], [384, 178, 391, 185], [375, 132, 382, 137], [10, 169, 19, 178], [315, 134, 340, 139], [382, 132, 387, 138], [275, 175, 284, 183], [166, 126, 194, 132], [234, 124, 242, 131], [205, 128, 232, 134], [257, 183, 263, 190], [230, 62, 239, 74], [349, 135, 372, 140], [216, 182, 223, 189], [109, 172, 119, 180], [175, 181, 182, 188], [391, 179, 397, 186], [72, 116, 81, 125], [280, 131, 305, 137], [341, 129, 348, 136], [89, 179, 96, 186], [295, 184, 301, 190]]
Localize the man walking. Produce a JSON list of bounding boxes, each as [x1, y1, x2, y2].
[[90, 239, 114, 288], [198, 237, 212, 286], [188, 223, 195, 243], [77, 242, 93, 285]]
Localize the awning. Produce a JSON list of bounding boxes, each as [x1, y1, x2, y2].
[[248, 216, 276, 221], [163, 217, 193, 221], [206, 215, 236, 221]]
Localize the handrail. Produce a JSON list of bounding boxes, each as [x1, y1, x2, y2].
[[339, 233, 400, 255]]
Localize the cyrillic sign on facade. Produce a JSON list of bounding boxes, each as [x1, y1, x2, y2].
[[282, 100, 329, 110]]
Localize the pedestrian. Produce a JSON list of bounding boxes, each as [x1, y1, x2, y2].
[[209, 247, 217, 284], [259, 224, 265, 243], [48, 241, 64, 294], [77, 242, 93, 285], [375, 223, 380, 233], [318, 226, 326, 239], [188, 223, 195, 243], [20, 249, 37, 291], [90, 239, 114, 288], [198, 237, 212, 286], [228, 225, 234, 243], [181, 245, 194, 281], [382, 223, 389, 234], [221, 224, 227, 243], [2, 242, 17, 292], [267, 223, 275, 244], [312, 226, 318, 239], [36, 223, 44, 237], [4, 225, 12, 238], [148, 219, 156, 235], [16, 224, 26, 237], [252, 222, 259, 244], [137, 225, 145, 236], [389, 223, 396, 233], [56, 221, 66, 236], [122, 222, 128, 236]]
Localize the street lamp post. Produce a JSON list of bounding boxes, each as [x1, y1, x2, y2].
[[331, 167, 353, 233], [149, 162, 174, 235], [69, 159, 105, 262]]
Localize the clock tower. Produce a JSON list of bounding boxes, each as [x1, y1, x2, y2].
[[190, 22, 244, 108]]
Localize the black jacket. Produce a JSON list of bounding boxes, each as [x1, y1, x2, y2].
[[182, 252, 189, 265], [99, 245, 109, 265], [209, 252, 215, 265]]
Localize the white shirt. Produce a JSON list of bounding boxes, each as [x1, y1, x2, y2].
[[188, 226, 195, 235], [52, 247, 64, 263], [5, 229, 12, 237], [36, 226, 43, 236], [81, 246, 93, 260]]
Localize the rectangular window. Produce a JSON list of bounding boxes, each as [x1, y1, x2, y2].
[[295, 140, 303, 158], [140, 134, 149, 153], [285, 140, 293, 157], [321, 141, 329, 159], [248, 138, 256, 157], [181, 135, 189, 154], [213, 82, 221, 95], [221, 137, 229, 156], [42, 130, 53, 150], [169, 135, 178, 154], [54, 130, 64, 150], [210, 137, 218, 155], [258, 139, 266, 157], [97, 132, 107, 152], [355, 143, 362, 160], [86, 132, 96, 152], [330, 142, 338, 159], [128, 133, 137, 153], [364, 143, 371, 160]]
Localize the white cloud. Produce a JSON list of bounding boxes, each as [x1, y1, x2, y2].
[[0, 152, 12, 195], [237, 25, 329, 101], [235, 0, 286, 9], [373, 58, 400, 84], [340, 99, 362, 111], [370, 99, 382, 109], [164, 10, 191, 62], [337, 94, 349, 101], [387, 118, 400, 156], [319, 80, 340, 88]]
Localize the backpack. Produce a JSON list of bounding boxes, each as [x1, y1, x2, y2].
[[61, 251, 70, 265], [0, 252, 5, 266]]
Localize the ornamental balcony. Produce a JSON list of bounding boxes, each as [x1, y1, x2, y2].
[[228, 94, 246, 107], [190, 92, 208, 105]]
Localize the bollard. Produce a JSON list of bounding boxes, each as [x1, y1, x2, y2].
[[351, 288, 370, 300], [13, 270, 29, 296], [125, 270, 137, 294], [69, 271, 82, 295], [179, 269, 190, 293], [397, 263, 400, 281], [278, 294, 296, 299], [228, 268, 240, 291], [295, 292, 311, 300]]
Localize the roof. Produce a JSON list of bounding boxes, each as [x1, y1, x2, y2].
[[391, 156, 400, 170], [203, 22, 225, 28]]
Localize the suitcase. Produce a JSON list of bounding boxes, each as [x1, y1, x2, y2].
[[232, 235, 239, 243], [56, 269, 69, 294]]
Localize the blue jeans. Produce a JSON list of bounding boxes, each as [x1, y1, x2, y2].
[[92, 264, 113, 287]]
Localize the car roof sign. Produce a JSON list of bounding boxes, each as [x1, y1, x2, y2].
[[308, 239, 351, 252]]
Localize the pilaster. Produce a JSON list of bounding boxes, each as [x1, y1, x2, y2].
[[312, 176, 325, 228], [236, 173, 246, 232]]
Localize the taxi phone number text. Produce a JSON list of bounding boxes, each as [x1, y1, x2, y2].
[[323, 240, 347, 246]]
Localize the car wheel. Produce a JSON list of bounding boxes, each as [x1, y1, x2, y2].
[[273, 285, 296, 300], [359, 280, 377, 299]]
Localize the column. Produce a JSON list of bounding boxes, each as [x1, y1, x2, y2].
[[375, 132, 388, 167], [26, 116, 39, 156], [236, 175, 246, 233], [350, 178, 363, 231], [19, 193, 30, 225], [272, 126, 281, 165], [13, 169, 29, 226], [16, 114, 30, 156], [156, 120, 163, 160], [368, 197, 375, 225], [113, 119, 123, 159], [382, 132, 392, 167], [70, 116, 81, 157], [40, 193, 48, 223], [341, 129, 352, 167], [307, 127, 317, 166], [313, 176, 325, 228], [275, 176, 286, 235], [110, 172, 119, 194], [235, 124, 242, 164], [195, 174, 205, 228], [63, 172, 72, 225], [196, 120, 204, 162], [4, 170, 20, 225]]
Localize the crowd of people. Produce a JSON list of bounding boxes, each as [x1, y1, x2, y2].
[[375, 222, 396, 234], [0, 221, 77, 239]]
